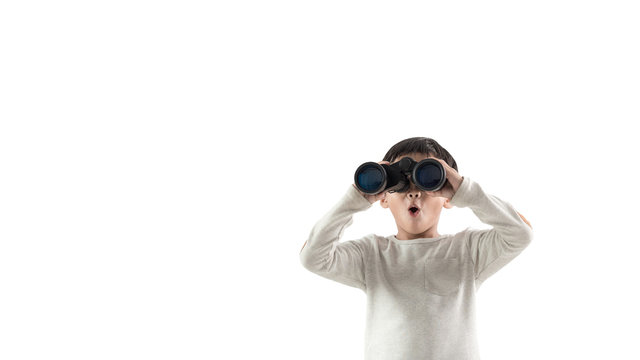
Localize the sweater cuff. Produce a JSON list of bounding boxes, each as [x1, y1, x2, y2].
[[448, 176, 475, 208], [346, 184, 375, 210]]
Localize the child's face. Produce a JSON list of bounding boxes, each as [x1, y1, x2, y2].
[[379, 152, 453, 240]]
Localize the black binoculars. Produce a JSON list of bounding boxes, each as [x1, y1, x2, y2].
[[354, 157, 446, 195]]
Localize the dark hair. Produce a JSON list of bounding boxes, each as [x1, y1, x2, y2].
[[382, 137, 459, 172]]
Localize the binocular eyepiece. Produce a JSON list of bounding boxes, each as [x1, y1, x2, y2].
[[354, 157, 446, 195]]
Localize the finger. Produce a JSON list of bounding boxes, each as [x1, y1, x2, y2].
[[429, 157, 451, 171], [430, 157, 458, 176]]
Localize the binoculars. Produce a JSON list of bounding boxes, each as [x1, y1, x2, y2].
[[354, 157, 446, 195]]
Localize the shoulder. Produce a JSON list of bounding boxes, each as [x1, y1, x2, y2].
[[450, 226, 490, 244], [455, 226, 491, 236], [350, 233, 389, 251]]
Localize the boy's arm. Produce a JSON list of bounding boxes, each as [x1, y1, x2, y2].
[[517, 212, 533, 229], [299, 185, 373, 291], [449, 176, 534, 287]]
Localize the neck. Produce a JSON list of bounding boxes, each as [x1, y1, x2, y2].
[[395, 227, 441, 240]]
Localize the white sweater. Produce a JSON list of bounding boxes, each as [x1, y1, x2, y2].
[[300, 176, 533, 360]]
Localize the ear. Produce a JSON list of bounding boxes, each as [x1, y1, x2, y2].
[[379, 193, 389, 209], [443, 198, 454, 209]]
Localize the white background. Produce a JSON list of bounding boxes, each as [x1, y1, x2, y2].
[[1, 0, 639, 359]]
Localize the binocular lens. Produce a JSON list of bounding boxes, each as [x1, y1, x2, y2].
[[356, 164, 385, 193], [414, 162, 443, 190]]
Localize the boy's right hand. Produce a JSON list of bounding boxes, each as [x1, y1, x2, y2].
[[352, 160, 391, 204]]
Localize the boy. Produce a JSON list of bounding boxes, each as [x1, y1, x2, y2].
[[299, 137, 533, 360]]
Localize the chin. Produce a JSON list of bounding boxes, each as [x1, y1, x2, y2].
[[407, 226, 427, 233]]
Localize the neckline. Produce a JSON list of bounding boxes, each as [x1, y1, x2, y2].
[[389, 234, 450, 244]]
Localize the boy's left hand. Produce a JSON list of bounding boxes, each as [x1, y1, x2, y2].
[[421, 157, 464, 200]]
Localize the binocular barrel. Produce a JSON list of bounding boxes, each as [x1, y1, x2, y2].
[[354, 157, 446, 195]]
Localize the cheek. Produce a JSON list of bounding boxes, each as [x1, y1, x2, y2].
[[426, 201, 447, 212], [424, 201, 442, 209]]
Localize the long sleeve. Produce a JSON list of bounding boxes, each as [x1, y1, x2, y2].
[[449, 176, 534, 286], [299, 184, 373, 291]]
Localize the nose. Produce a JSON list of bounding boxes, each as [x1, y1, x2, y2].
[[407, 180, 422, 198]]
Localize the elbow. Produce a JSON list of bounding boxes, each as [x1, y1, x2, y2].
[[518, 224, 534, 250], [504, 224, 533, 252], [523, 226, 534, 245], [299, 243, 311, 269], [502, 227, 532, 254], [516, 212, 533, 243], [517, 212, 532, 230], [299, 242, 318, 272], [300, 255, 322, 273], [300, 244, 330, 273]]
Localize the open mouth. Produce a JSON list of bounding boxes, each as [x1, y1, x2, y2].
[[408, 207, 420, 216]]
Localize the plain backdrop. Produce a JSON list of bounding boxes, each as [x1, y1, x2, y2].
[[1, 0, 639, 359]]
